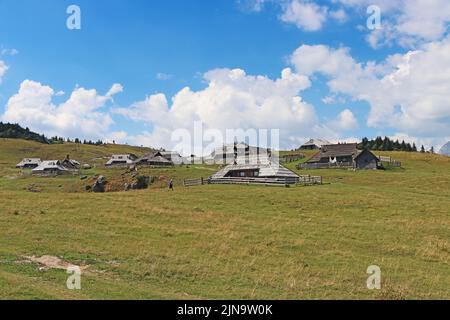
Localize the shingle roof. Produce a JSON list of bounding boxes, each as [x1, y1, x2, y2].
[[301, 139, 331, 148], [307, 143, 360, 163], [136, 154, 172, 164], [211, 162, 299, 179], [32, 160, 69, 172], [16, 158, 41, 167], [212, 143, 270, 156]]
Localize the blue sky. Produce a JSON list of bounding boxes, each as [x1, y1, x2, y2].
[[1, 0, 449, 152]]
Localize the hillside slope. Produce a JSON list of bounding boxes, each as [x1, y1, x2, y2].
[[0, 139, 449, 299], [0, 123, 48, 144], [0, 138, 152, 173]]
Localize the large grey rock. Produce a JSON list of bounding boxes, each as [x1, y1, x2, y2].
[[92, 175, 106, 193], [131, 176, 151, 190], [92, 182, 104, 193], [97, 175, 106, 184]]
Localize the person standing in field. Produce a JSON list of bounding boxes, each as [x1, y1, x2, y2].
[[168, 179, 174, 191]]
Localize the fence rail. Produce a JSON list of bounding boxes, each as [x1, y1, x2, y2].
[[298, 162, 354, 170], [185, 175, 323, 187], [208, 177, 298, 186], [298, 175, 323, 185], [208, 176, 322, 186], [388, 161, 402, 167], [183, 178, 205, 187], [280, 154, 305, 163], [377, 156, 402, 167]]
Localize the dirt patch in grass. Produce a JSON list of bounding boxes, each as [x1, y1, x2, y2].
[[23, 255, 88, 272]]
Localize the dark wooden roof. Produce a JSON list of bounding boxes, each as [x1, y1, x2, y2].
[[136, 153, 172, 164], [307, 143, 360, 163]]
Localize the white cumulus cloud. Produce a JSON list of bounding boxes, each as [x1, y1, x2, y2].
[[0, 60, 8, 83], [281, 0, 328, 31], [328, 109, 359, 131], [2, 80, 123, 140], [115, 67, 352, 151], [337, 0, 450, 48], [289, 37, 450, 143]]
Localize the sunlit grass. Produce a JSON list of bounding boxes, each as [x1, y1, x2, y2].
[[0, 139, 449, 299]]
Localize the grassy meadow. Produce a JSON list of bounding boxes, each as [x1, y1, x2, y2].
[[0, 138, 449, 299]]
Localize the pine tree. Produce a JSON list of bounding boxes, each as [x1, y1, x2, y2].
[[400, 140, 406, 151], [406, 143, 413, 152]]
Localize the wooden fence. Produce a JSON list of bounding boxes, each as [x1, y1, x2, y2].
[[208, 176, 322, 187], [298, 162, 354, 170], [298, 175, 323, 185], [390, 161, 402, 167], [208, 177, 298, 186], [280, 154, 305, 163], [185, 176, 323, 187], [377, 156, 402, 167], [183, 178, 205, 187]]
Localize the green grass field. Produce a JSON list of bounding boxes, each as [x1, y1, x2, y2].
[[0, 138, 449, 299]]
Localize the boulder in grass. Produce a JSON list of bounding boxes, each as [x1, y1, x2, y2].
[[97, 175, 106, 184], [92, 175, 106, 193], [83, 164, 92, 170], [131, 175, 151, 190]]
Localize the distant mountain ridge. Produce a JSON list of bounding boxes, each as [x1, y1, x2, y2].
[[0, 122, 49, 144], [439, 141, 450, 156]]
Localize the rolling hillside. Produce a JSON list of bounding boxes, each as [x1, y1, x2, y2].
[[0, 138, 449, 299]]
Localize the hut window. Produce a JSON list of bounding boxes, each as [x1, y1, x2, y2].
[[240, 172, 245, 177]]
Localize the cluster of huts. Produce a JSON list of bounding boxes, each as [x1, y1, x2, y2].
[[105, 150, 182, 168], [105, 143, 302, 185], [16, 156, 82, 176], [15, 139, 380, 183]]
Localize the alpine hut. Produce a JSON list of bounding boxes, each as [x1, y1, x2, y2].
[[210, 142, 272, 165], [155, 150, 184, 164], [32, 160, 71, 176], [299, 139, 331, 150], [16, 158, 42, 169], [61, 155, 80, 170], [302, 143, 379, 169], [135, 153, 174, 167], [209, 143, 299, 185], [105, 154, 138, 167]]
